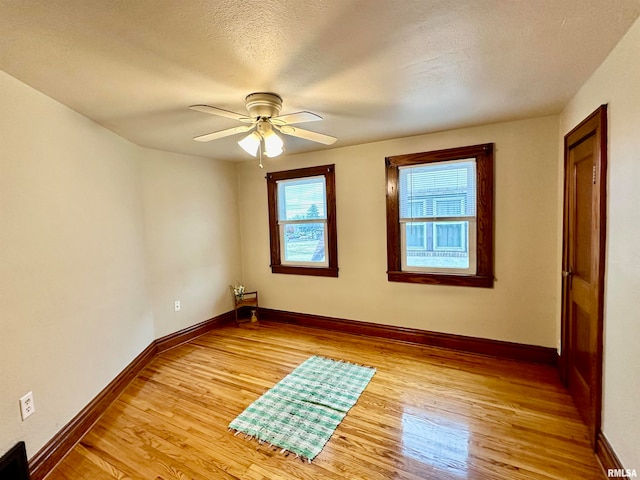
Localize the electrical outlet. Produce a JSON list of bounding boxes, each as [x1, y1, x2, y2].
[[174, 300, 181, 312], [19, 391, 35, 421]]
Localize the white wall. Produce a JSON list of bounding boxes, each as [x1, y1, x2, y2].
[[559, 17, 640, 470], [238, 115, 560, 347], [0, 70, 243, 459], [0, 71, 154, 458], [139, 149, 242, 338]]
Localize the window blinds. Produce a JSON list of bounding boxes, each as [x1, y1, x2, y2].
[[277, 176, 327, 221], [399, 159, 476, 220]]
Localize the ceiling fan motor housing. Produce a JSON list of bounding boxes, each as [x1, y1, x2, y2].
[[245, 92, 282, 119]]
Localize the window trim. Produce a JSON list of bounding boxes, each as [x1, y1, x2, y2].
[[266, 164, 338, 277], [385, 143, 494, 288]]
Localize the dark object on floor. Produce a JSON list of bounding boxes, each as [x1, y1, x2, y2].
[[0, 441, 30, 480]]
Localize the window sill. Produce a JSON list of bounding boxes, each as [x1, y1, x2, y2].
[[271, 265, 339, 277], [387, 270, 494, 288]]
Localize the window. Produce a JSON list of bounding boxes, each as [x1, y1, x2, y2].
[[386, 144, 494, 287], [266, 164, 338, 277]]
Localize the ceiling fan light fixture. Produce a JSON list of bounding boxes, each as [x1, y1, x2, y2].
[[238, 131, 261, 157], [263, 128, 284, 157]]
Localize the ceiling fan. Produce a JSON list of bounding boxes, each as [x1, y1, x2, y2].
[[189, 92, 337, 166]]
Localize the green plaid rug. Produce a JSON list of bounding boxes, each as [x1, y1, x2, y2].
[[228, 355, 376, 461]]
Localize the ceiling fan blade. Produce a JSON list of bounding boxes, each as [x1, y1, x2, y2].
[[271, 111, 322, 126], [194, 125, 253, 142], [278, 125, 337, 145], [189, 104, 254, 123]]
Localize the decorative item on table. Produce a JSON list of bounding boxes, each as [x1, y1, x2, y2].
[[230, 282, 245, 301]]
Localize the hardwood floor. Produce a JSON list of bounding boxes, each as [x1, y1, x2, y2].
[[45, 321, 604, 479]]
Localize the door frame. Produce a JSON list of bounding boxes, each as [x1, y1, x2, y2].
[[559, 104, 607, 448]]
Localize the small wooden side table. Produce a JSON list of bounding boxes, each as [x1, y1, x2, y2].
[[233, 291, 258, 325]]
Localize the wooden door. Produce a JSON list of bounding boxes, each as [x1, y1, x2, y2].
[[560, 105, 607, 448]]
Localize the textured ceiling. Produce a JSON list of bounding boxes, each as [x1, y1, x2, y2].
[[1, 1, 639, 161]]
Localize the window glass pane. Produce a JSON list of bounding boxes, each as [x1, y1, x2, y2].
[[283, 223, 326, 263], [404, 221, 469, 269], [277, 176, 327, 221], [399, 160, 476, 219]]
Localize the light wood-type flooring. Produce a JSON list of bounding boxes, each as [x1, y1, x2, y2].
[[45, 321, 604, 479]]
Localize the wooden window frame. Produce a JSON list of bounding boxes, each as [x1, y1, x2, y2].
[[385, 143, 494, 288], [266, 164, 338, 277]]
